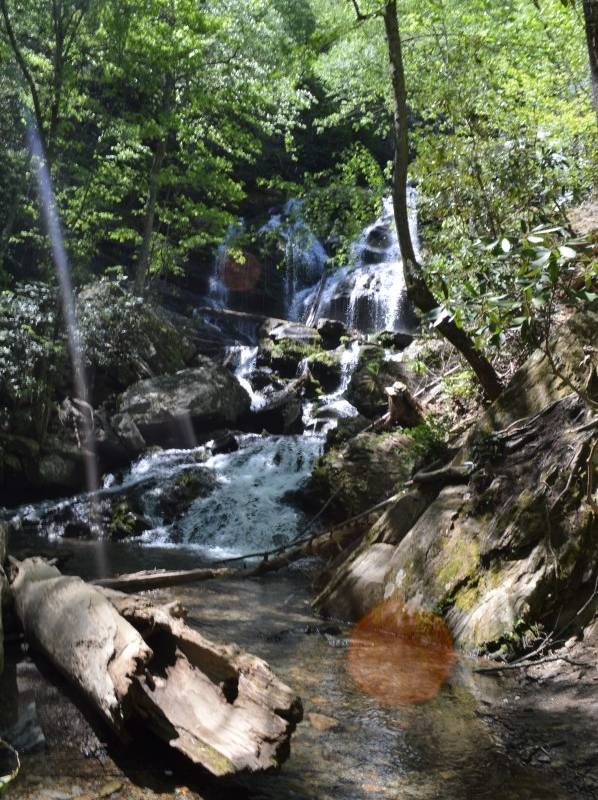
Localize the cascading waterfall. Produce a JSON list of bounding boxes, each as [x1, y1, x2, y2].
[[295, 194, 418, 333], [258, 199, 328, 318]]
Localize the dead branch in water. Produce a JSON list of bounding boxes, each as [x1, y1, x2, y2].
[[94, 496, 395, 593]]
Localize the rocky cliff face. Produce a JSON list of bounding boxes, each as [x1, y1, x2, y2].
[[316, 312, 598, 654]]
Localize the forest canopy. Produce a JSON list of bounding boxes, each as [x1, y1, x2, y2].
[[0, 0, 596, 341]]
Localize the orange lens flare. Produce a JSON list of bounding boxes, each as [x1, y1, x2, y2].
[[348, 599, 455, 706], [222, 252, 262, 292]]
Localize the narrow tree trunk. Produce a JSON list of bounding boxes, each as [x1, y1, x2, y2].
[[134, 138, 165, 294], [583, 0, 598, 122], [382, 0, 503, 402]]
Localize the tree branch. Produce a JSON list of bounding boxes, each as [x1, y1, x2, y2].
[[0, 0, 48, 153]]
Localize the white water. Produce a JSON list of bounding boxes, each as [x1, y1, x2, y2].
[[5, 432, 324, 560], [225, 344, 269, 410], [292, 195, 419, 333], [259, 199, 328, 316]]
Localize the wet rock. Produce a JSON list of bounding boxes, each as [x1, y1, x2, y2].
[[261, 320, 322, 346], [257, 336, 317, 379], [346, 345, 406, 418], [308, 713, 340, 732], [157, 467, 218, 522], [114, 360, 251, 447], [108, 501, 152, 540], [306, 350, 342, 393], [110, 412, 146, 455], [316, 318, 347, 349], [375, 330, 414, 350], [251, 392, 304, 435], [211, 432, 239, 455]]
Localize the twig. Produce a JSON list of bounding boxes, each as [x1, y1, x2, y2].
[[474, 654, 592, 673]]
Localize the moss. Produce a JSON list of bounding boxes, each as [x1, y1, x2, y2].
[[435, 534, 480, 592]]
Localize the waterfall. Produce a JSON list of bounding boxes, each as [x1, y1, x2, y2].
[[297, 194, 418, 333], [258, 199, 328, 318], [206, 220, 245, 309]]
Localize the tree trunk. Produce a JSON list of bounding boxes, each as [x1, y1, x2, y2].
[[134, 137, 166, 294], [382, 0, 503, 402], [11, 558, 302, 775], [583, 0, 598, 121], [0, 523, 7, 677]]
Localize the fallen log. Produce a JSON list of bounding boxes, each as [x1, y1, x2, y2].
[[11, 558, 302, 776]]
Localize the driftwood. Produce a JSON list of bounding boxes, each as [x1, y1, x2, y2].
[[10, 558, 301, 776], [95, 496, 396, 594], [409, 464, 473, 486]]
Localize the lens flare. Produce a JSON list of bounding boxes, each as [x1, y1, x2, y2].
[[221, 251, 262, 292], [348, 598, 455, 706], [27, 125, 106, 574]]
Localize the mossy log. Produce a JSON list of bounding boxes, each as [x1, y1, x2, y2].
[[10, 558, 302, 776]]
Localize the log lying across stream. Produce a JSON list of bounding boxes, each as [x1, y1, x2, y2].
[[10, 557, 302, 776]]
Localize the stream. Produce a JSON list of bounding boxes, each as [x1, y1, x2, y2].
[[0, 200, 581, 799]]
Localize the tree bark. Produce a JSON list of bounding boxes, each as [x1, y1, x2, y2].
[[0, 0, 48, 155], [583, 0, 598, 122], [382, 0, 503, 402], [0, 523, 7, 677], [134, 137, 166, 294], [11, 558, 302, 775]]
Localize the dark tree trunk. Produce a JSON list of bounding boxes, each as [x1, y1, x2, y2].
[[583, 0, 598, 121], [134, 137, 165, 294], [382, 0, 503, 402]]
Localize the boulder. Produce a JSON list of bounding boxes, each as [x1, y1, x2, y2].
[[316, 318, 348, 349], [305, 429, 419, 519], [306, 350, 342, 393], [375, 330, 414, 350], [157, 467, 218, 523], [77, 279, 198, 404], [346, 345, 406, 418], [114, 360, 251, 448], [210, 431, 239, 455]]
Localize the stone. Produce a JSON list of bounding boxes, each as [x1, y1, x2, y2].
[[306, 350, 342, 392], [316, 318, 348, 349], [157, 468, 218, 522], [211, 432, 239, 455], [346, 345, 406, 418], [318, 312, 598, 651], [110, 412, 146, 455], [114, 360, 251, 447], [77, 280, 197, 405], [306, 429, 417, 518]]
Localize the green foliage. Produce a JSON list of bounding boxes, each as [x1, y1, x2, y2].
[[301, 143, 386, 262], [403, 417, 450, 466]]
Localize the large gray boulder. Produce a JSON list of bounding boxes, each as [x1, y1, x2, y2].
[[115, 359, 250, 447]]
